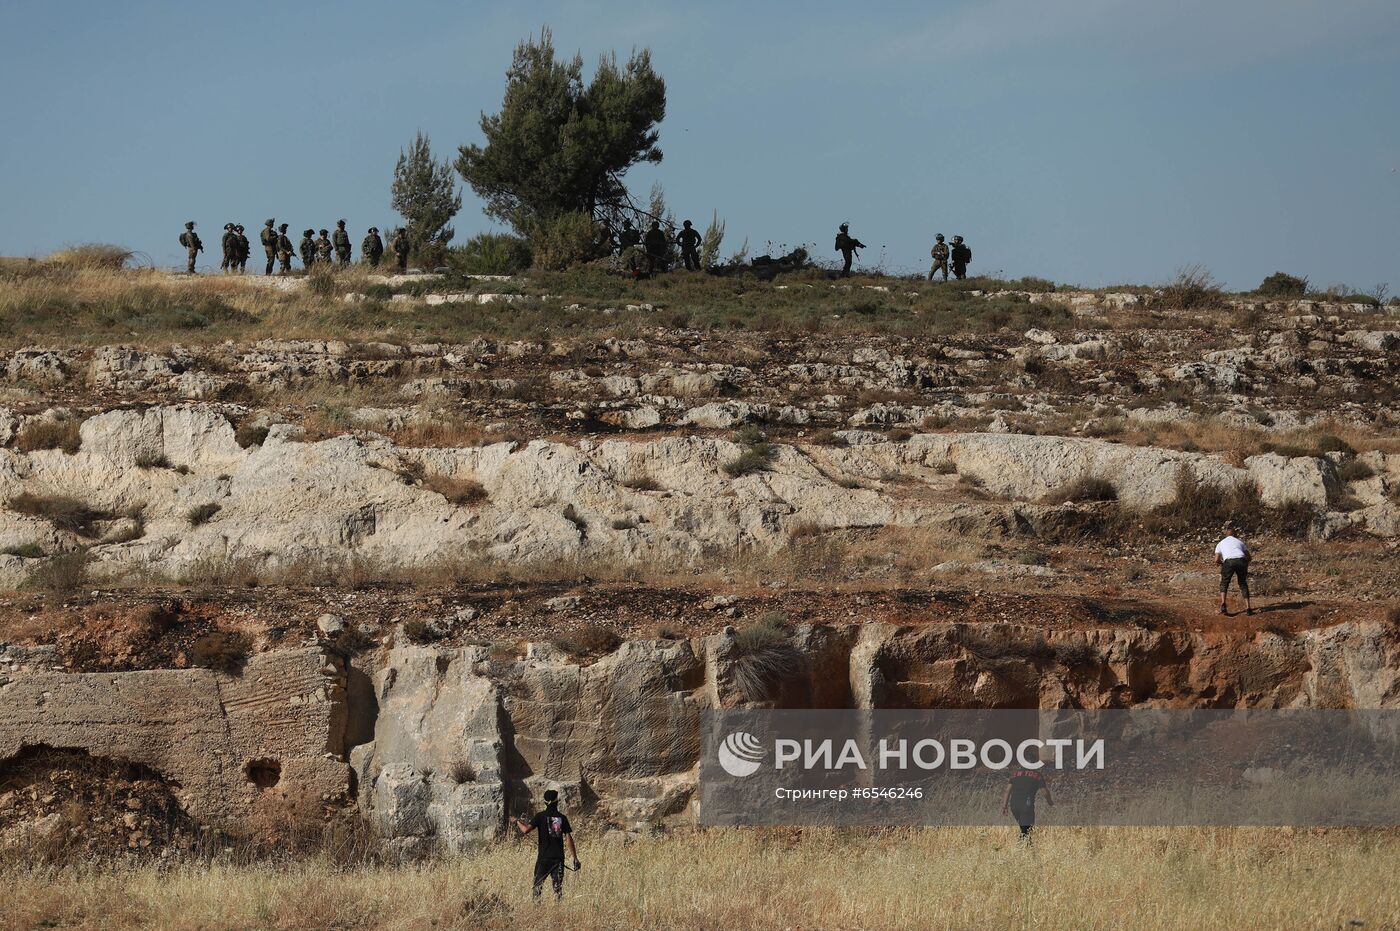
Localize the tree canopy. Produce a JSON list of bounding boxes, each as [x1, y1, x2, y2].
[[391, 131, 462, 262], [455, 28, 666, 236]]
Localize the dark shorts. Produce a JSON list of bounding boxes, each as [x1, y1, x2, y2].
[[1220, 558, 1249, 595]]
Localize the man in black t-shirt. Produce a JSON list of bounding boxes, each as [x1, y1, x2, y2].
[[1001, 766, 1053, 840], [511, 789, 580, 900]]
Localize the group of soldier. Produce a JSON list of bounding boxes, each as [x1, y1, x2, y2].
[[614, 218, 703, 276], [178, 220, 410, 275]]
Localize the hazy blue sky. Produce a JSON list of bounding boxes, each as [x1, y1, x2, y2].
[[2, 0, 1397, 288]]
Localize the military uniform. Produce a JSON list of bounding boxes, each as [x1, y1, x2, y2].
[[677, 221, 702, 271], [950, 236, 972, 280], [617, 221, 641, 252], [299, 230, 316, 269], [260, 220, 278, 275], [391, 229, 409, 271], [235, 226, 249, 273], [362, 228, 384, 267], [315, 231, 333, 265], [643, 223, 668, 275], [178, 222, 202, 273], [220, 224, 236, 272], [332, 221, 352, 266], [929, 235, 949, 282], [835, 224, 865, 278], [276, 225, 294, 274]]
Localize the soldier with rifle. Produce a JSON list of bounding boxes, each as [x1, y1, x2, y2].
[[332, 220, 352, 266], [178, 221, 203, 274], [362, 227, 384, 267], [260, 219, 278, 275], [835, 222, 865, 278]]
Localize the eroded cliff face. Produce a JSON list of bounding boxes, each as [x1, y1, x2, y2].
[[4, 619, 1397, 852]]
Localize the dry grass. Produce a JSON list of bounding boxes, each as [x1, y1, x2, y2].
[[421, 474, 489, 507], [2, 828, 1396, 930], [14, 418, 82, 454]]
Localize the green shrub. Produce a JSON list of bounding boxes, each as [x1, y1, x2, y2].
[[723, 426, 776, 477], [529, 211, 604, 271], [449, 233, 533, 275], [1256, 272, 1308, 297]]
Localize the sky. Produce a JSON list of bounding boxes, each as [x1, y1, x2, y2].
[[2, 0, 1398, 289]]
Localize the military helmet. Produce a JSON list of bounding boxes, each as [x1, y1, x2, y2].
[[839, 223, 849, 231], [369, 227, 378, 233], [278, 223, 288, 231], [952, 235, 963, 242], [185, 221, 195, 229], [936, 234, 945, 241], [223, 223, 232, 230], [235, 225, 244, 232], [683, 220, 693, 228], [304, 229, 314, 237], [265, 218, 275, 226], [319, 229, 328, 235], [337, 219, 346, 226]]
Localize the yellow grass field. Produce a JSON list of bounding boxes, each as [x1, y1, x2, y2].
[[4, 827, 1397, 930]]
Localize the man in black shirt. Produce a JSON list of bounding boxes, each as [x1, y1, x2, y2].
[[1001, 764, 1052, 840], [511, 789, 580, 900]]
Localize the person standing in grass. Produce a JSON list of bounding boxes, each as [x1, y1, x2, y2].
[[261, 219, 278, 275], [1215, 522, 1254, 615], [1002, 758, 1052, 842], [276, 223, 295, 274], [511, 789, 580, 901], [178, 221, 202, 273], [835, 222, 865, 278]]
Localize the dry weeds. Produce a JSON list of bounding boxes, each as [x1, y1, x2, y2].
[[2, 828, 1395, 930]]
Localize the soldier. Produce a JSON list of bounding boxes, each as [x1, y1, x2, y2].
[[234, 225, 250, 273], [676, 220, 702, 271], [178, 222, 203, 274], [643, 220, 668, 275], [950, 235, 972, 280], [299, 229, 316, 269], [260, 219, 278, 275], [391, 228, 410, 271], [929, 234, 950, 282], [834, 223, 865, 278], [276, 223, 294, 274], [332, 219, 352, 266], [362, 227, 384, 267], [617, 218, 641, 252], [220, 223, 236, 272], [315, 229, 334, 265]]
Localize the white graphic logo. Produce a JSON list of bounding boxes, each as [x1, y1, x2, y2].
[[718, 731, 765, 778]]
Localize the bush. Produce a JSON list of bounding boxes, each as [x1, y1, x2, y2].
[[306, 265, 338, 297], [135, 452, 172, 469], [1158, 265, 1224, 310], [190, 630, 252, 674], [23, 551, 90, 594], [186, 503, 221, 526], [723, 425, 776, 478], [235, 423, 270, 449], [449, 233, 533, 276], [8, 493, 110, 536], [15, 418, 82, 454], [1256, 272, 1308, 297], [732, 612, 802, 702], [529, 211, 604, 271], [1044, 476, 1118, 504], [1335, 459, 1375, 483], [45, 243, 133, 269], [553, 623, 623, 656]]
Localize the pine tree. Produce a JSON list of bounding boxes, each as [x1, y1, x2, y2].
[[390, 131, 462, 264]]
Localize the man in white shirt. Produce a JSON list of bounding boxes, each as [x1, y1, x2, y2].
[[1214, 522, 1253, 616]]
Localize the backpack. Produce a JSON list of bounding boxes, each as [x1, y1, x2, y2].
[[179, 232, 190, 248], [834, 233, 848, 253]]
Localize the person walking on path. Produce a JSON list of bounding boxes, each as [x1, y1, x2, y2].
[[511, 789, 580, 901], [1215, 522, 1253, 615]]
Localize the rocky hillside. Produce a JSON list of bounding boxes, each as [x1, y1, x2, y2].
[[1, 266, 1397, 856]]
